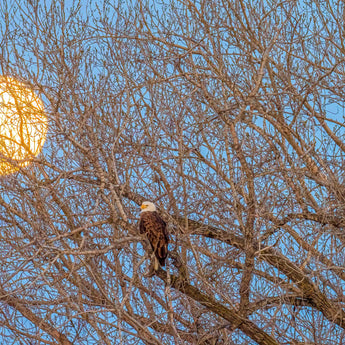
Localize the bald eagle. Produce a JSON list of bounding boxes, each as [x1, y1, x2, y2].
[[139, 201, 168, 270]]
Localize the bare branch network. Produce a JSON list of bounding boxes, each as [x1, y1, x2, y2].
[[0, 0, 345, 344]]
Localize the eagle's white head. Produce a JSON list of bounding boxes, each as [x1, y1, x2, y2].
[[140, 201, 156, 213]]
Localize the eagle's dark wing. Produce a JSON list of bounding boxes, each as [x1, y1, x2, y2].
[[139, 211, 168, 266]]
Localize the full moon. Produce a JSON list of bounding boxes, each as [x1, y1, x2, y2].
[[0, 77, 47, 175]]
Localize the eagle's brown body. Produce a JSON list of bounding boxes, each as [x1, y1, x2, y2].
[[139, 210, 168, 267]]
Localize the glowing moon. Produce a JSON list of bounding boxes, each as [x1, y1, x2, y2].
[[0, 77, 47, 175]]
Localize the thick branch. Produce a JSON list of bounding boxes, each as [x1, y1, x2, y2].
[[155, 268, 279, 345], [181, 218, 345, 328]]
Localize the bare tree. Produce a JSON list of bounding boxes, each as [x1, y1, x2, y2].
[[0, 0, 345, 344]]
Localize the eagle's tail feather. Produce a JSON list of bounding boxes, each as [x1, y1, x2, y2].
[[158, 256, 165, 267]]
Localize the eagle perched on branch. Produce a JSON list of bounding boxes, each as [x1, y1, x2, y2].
[[139, 201, 169, 270]]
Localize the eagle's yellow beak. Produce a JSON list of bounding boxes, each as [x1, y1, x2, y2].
[[140, 204, 147, 209]]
